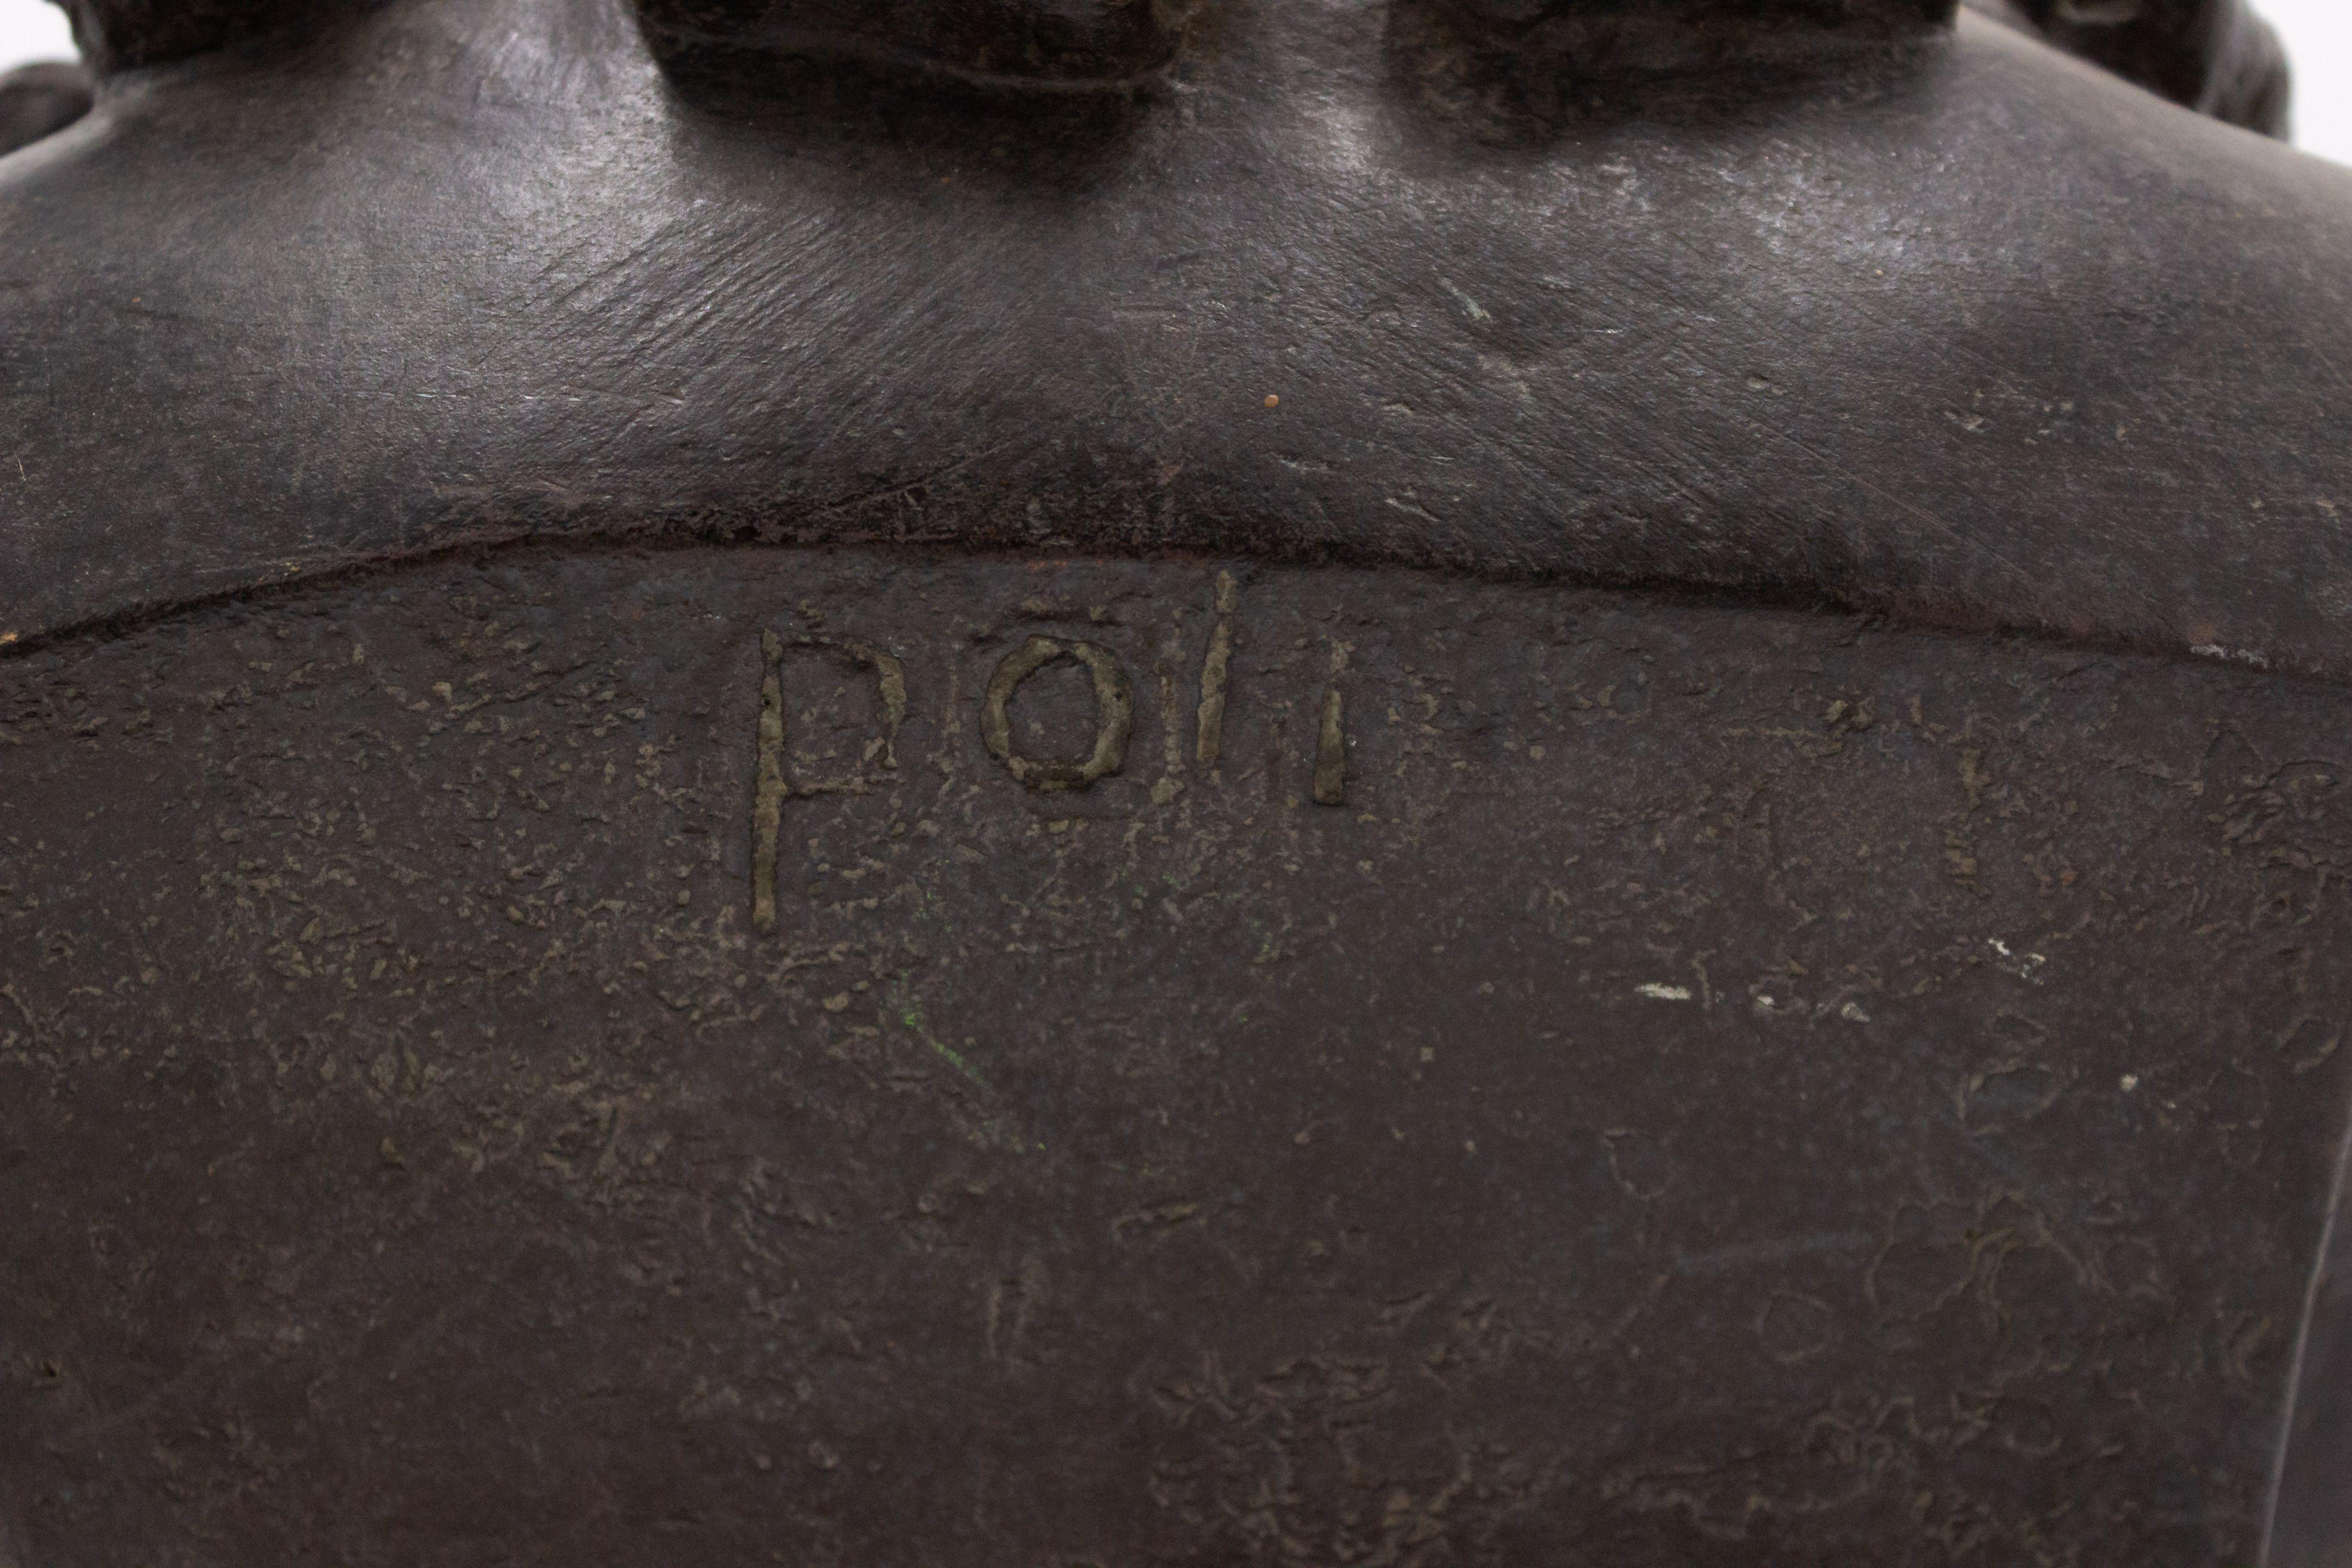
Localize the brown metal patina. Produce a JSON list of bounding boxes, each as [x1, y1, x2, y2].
[[2, 0, 2350, 1563]]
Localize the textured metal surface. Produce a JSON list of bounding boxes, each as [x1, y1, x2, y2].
[[4, 543, 2349, 1562], [2272, 1141, 2352, 1566], [8, 0, 2352, 1559], [2014, 0, 2291, 134], [47, 0, 381, 72], [0, 63, 91, 157], [631, 0, 1188, 86], [5, 0, 2351, 674]]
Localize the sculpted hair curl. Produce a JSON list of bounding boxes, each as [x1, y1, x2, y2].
[[2011, 0, 2289, 134], [51, 0, 381, 72], [40, 0, 2291, 137]]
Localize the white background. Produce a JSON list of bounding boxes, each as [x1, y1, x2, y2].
[[0, 0, 2345, 163]]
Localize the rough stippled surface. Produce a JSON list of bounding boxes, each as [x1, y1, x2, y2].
[[6, 546, 2348, 1563], [4, 0, 2351, 1561]]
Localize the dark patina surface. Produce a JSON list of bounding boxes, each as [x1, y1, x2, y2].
[[0, 63, 91, 155], [3, 0, 2351, 1563]]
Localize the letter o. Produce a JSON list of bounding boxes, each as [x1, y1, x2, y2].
[[981, 636, 1134, 792]]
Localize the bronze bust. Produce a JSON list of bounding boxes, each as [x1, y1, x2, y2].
[[3, 1, 2350, 1562]]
